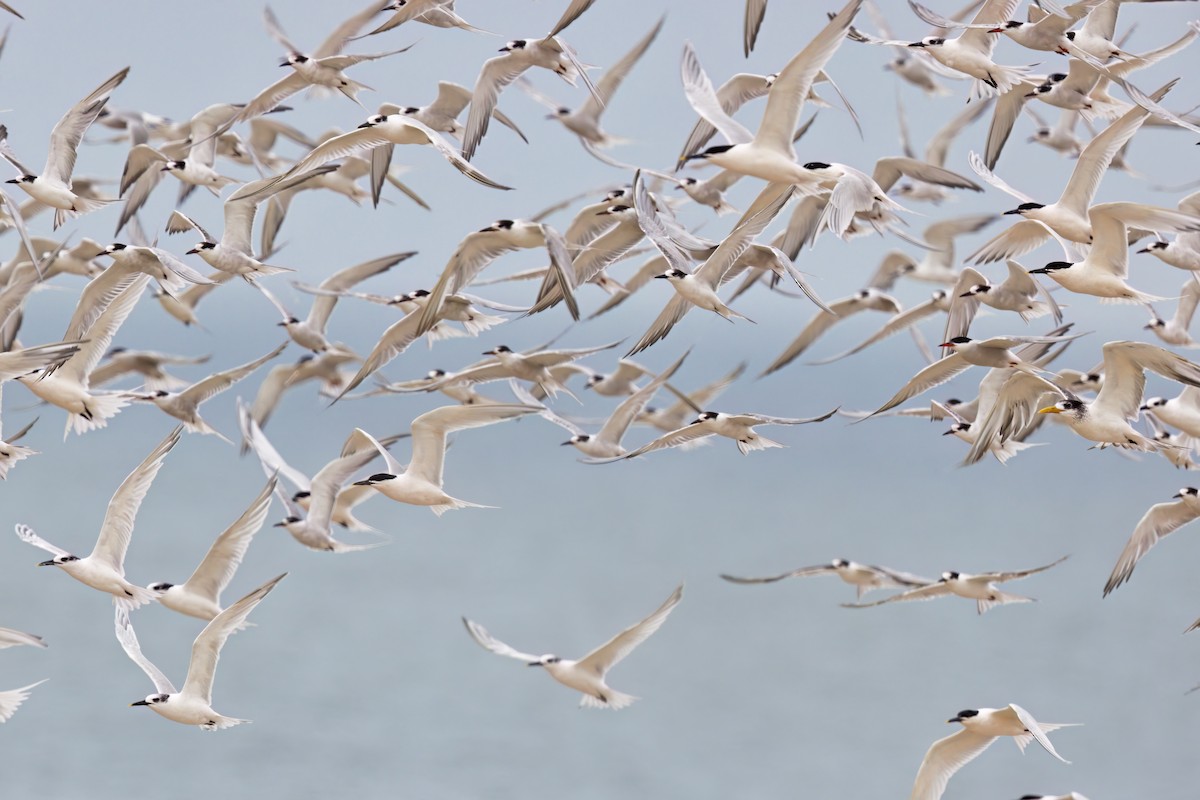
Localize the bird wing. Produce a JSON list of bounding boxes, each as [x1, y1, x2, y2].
[[238, 400, 312, 493], [719, 565, 833, 584], [966, 220, 1051, 265], [462, 53, 533, 161], [578, 17, 663, 121], [309, 252, 414, 333], [927, 96, 991, 167], [869, 353, 972, 417], [744, 0, 769, 55], [416, 229, 524, 337], [230, 72, 312, 131], [597, 350, 689, 445], [575, 584, 683, 676], [180, 573, 286, 705], [967, 150, 1033, 203], [1057, 82, 1172, 216], [180, 477, 276, 605], [872, 157, 981, 194], [602, 419, 720, 462], [761, 297, 863, 376], [0, 627, 46, 650], [752, 0, 860, 157], [13, 523, 70, 558], [462, 617, 541, 663], [0, 341, 83, 384], [963, 370, 1066, 465], [1174, 280, 1200, 330], [305, 438, 385, 528], [678, 72, 770, 164], [909, 729, 997, 800], [1097, 341, 1200, 422], [338, 311, 426, 398], [1104, 498, 1200, 595], [114, 608, 177, 695], [809, 294, 947, 365], [165, 210, 215, 243], [943, 267, 986, 345], [679, 42, 754, 149], [60, 275, 150, 386], [989, 555, 1069, 583], [399, 115, 512, 190], [223, 167, 337, 254], [408, 403, 539, 485], [314, 0, 392, 58], [44, 67, 129, 184], [88, 426, 182, 575], [179, 342, 286, 409]]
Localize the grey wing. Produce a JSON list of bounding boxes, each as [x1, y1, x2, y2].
[[810, 296, 945, 365], [44, 67, 129, 183], [165, 210, 215, 242], [89, 426, 183, 575], [596, 350, 689, 444], [870, 565, 935, 586], [844, 583, 951, 608], [610, 420, 718, 461], [229, 73, 312, 130], [311, 251, 414, 332], [179, 342, 286, 409], [760, 303, 855, 376], [547, 0, 599, 37], [462, 54, 530, 161], [872, 157, 982, 194], [1104, 500, 1200, 595], [578, 17, 663, 120], [416, 230, 519, 336], [262, 4, 302, 54], [462, 617, 541, 663], [402, 116, 511, 190], [719, 565, 833, 584], [990, 555, 1069, 583], [575, 584, 683, 676], [626, 296, 692, 357], [729, 409, 838, 426], [868, 354, 973, 417], [909, 730, 997, 800], [314, 0, 392, 58], [180, 574, 286, 705], [0, 627, 46, 650], [114, 608, 177, 695], [180, 477, 276, 605], [744, 0, 769, 56], [338, 311, 424, 398]]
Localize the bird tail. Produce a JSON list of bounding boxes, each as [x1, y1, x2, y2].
[[460, 312, 507, 337], [971, 64, 1035, 101], [737, 434, 783, 455], [334, 79, 372, 107], [712, 199, 740, 216], [0, 444, 37, 479], [1013, 722, 1082, 753], [991, 440, 1044, 465], [329, 538, 390, 554], [424, 322, 470, 344], [0, 679, 48, 723], [579, 690, 637, 710], [54, 196, 116, 230], [248, 264, 295, 277], [975, 591, 1033, 615], [430, 497, 498, 517], [65, 393, 131, 439], [202, 715, 250, 731], [112, 584, 159, 611]]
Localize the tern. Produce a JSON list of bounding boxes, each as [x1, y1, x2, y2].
[[909, 703, 1078, 800], [1103, 487, 1200, 596], [14, 277, 150, 437], [762, 289, 903, 376], [99, 241, 214, 298], [118, 573, 286, 730], [256, 252, 414, 352], [0, 390, 36, 480], [967, 81, 1178, 263], [136, 342, 286, 440], [168, 167, 339, 280], [1138, 190, 1200, 273], [351, 404, 541, 514], [1140, 387, 1200, 438], [91, 348, 212, 392], [463, 583, 682, 709], [865, 330, 1085, 417], [594, 407, 837, 460], [15, 426, 182, 609], [844, 556, 1068, 614], [0, 68, 127, 228], [148, 476, 276, 622], [682, 0, 862, 185], [459, 0, 602, 161], [521, 351, 687, 459], [1028, 203, 1200, 306], [721, 559, 933, 599], [637, 361, 746, 434]]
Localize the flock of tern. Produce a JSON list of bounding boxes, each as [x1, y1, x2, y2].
[[2, 0, 1200, 797]]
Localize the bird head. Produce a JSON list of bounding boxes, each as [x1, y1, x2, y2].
[[281, 53, 310, 67], [1028, 261, 1071, 275], [908, 37, 944, 48], [1038, 398, 1083, 415], [989, 20, 1022, 32], [38, 554, 79, 567], [131, 693, 170, 707], [501, 39, 528, 53], [684, 144, 735, 163], [1004, 202, 1045, 216], [1140, 397, 1167, 411], [960, 284, 990, 297], [5, 175, 35, 184], [480, 219, 516, 233], [947, 709, 978, 723], [1138, 242, 1168, 254], [102, 243, 128, 255], [944, 422, 971, 436], [186, 241, 216, 255], [1174, 487, 1199, 499], [939, 337, 971, 349], [562, 434, 590, 446]]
